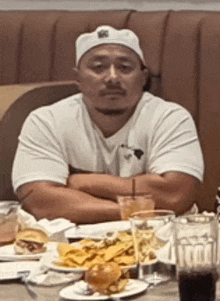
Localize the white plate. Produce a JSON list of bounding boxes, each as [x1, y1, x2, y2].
[[65, 221, 131, 240], [48, 260, 88, 273], [59, 279, 148, 300], [39, 249, 87, 273], [0, 242, 57, 261], [0, 261, 39, 280], [44, 252, 135, 273]]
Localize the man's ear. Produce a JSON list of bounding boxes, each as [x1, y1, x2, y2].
[[141, 67, 151, 91], [142, 67, 149, 87], [72, 67, 80, 87]]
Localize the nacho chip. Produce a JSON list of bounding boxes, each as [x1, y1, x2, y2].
[[58, 243, 76, 257], [104, 242, 132, 261], [114, 255, 135, 265], [56, 230, 162, 269]]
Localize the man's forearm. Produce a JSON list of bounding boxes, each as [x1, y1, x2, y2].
[[67, 173, 132, 200], [68, 172, 200, 214], [17, 181, 121, 224]]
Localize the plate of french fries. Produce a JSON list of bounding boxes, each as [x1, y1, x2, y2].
[[44, 230, 160, 272]]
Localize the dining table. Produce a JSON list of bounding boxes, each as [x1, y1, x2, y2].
[[1, 276, 220, 301], [1, 217, 220, 301], [0, 277, 183, 301]]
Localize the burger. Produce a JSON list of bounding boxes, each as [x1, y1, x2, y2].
[[14, 228, 49, 254], [84, 262, 129, 295]]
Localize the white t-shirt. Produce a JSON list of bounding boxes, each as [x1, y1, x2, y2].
[[12, 92, 204, 192]]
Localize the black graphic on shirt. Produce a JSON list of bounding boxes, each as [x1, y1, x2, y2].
[[120, 144, 144, 160]]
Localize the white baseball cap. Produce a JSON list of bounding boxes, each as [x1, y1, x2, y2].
[[76, 25, 146, 66]]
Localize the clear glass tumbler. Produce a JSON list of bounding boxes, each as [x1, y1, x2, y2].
[[174, 214, 218, 301], [0, 201, 20, 246], [117, 194, 155, 220], [130, 209, 175, 285]]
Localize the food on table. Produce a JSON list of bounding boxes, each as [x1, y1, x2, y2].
[[133, 228, 164, 264], [56, 230, 158, 269], [84, 262, 129, 294], [0, 201, 19, 245], [14, 228, 49, 254]]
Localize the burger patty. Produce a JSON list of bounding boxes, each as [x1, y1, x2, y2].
[[16, 239, 45, 253]]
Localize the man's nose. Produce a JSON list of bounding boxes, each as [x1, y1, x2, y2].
[[105, 65, 120, 83]]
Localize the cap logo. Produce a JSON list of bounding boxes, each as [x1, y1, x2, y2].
[[97, 29, 109, 39]]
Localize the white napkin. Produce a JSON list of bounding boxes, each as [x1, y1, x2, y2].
[[26, 264, 82, 286], [18, 208, 75, 242]]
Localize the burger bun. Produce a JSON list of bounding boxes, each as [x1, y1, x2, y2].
[[14, 228, 49, 255], [85, 262, 129, 294]]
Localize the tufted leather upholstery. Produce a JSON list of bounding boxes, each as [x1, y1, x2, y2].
[[0, 10, 220, 211]]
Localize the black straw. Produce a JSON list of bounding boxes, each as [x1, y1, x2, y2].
[[132, 178, 136, 199]]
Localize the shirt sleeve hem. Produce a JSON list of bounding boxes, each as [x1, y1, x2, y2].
[[150, 165, 204, 183], [13, 175, 67, 193]]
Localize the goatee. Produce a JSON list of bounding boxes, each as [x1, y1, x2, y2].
[[96, 108, 126, 115]]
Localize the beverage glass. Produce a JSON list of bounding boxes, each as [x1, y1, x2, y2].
[[0, 201, 20, 245], [130, 209, 175, 285], [117, 194, 155, 220], [173, 214, 218, 301]]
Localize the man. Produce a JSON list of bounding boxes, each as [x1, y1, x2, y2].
[[12, 26, 204, 224]]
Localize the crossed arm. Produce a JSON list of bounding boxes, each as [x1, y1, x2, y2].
[[17, 171, 200, 224]]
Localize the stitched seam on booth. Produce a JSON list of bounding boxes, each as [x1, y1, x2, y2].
[[158, 10, 172, 97], [124, 10, 135, 29], [49, 14, 63, 81], [17, 16, 25, 84]]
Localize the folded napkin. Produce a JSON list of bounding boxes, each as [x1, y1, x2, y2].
[[25, 264, 82, 286], [18, 208, 75, 242]]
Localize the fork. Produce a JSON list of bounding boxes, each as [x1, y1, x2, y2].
[[17, 270, 37, 299]]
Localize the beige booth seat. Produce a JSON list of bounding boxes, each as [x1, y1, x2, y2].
[[0, 81, 79, 200]]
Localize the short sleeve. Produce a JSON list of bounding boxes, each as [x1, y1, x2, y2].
[[148, 106, 204, 182], [12, 108, 69, 192]]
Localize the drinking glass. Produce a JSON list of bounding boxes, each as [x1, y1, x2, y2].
[[130, 209, 175, 285], [0, 201, 20, 246], [117, 194, 155, 220], [174, 214, 218, 301]]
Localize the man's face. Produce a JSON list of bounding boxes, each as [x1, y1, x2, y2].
[[75, 44, 148, 116]]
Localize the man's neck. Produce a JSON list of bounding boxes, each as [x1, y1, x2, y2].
[[88, 107, 136, 138]]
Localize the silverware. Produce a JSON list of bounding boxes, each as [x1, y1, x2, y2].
[[17, 270, 37, 299]]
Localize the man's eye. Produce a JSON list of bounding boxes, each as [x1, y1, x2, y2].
[[91, 64, 105, 72], [119, 65, 133, 73]]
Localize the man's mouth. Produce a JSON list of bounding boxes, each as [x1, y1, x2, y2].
[[100, 89, 126, 96]]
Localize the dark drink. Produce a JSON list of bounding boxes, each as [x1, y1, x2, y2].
[[178, 268, 218, 301]]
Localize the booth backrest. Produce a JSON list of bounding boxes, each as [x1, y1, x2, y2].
[[0, 82, 79, 201], [0, 10, 220, 211]]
